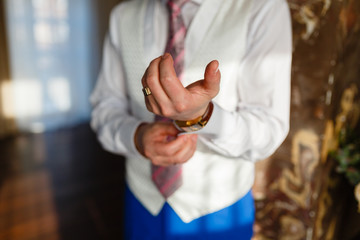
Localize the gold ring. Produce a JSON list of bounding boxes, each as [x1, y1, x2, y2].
[[142, 87, 152, 97]]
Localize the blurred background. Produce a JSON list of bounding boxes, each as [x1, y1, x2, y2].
[[0, 0, 125, 239], [0, 0, 360, 240]]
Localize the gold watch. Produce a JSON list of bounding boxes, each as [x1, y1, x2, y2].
[[174, 102, 214, 132]]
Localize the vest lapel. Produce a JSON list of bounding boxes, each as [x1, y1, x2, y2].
[[185, 0, 222, 66]]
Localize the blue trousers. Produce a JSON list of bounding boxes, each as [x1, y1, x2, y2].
[[124, 186, 254, 240]]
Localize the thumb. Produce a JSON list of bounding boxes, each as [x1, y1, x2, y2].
[[157, 122, 180, 136], [203, 60, 221, 96]]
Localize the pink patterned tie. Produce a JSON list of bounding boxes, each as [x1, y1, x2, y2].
[[151, 0, 189, 199]]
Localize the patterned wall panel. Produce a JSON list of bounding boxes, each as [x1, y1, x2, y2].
[[253, 0, 360, 239]]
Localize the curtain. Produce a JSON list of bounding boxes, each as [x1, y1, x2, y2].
[[0, 0, 17, 139]]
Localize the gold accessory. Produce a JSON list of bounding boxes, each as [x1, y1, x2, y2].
[[174, 102, 214, 132], [142, 87, 152, 97]]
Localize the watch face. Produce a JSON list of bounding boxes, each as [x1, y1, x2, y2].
[[189, 124, 202, 132]]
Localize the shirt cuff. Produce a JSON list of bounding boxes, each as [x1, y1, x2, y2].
[[118, 118, 149, 161], [195, 102, 237, 139]]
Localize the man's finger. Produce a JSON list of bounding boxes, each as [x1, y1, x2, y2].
[[203, 60, 221, 95], [150, 156, 174, 167], [144, 56, 173, 113], [185, 60, 220, 105], [171, 134, 198, 164], [159, 53, 186, 104], [156, 134, 192, 157], [151, 134, 197, 166], [142, 57, 167, 115], [155, 122, 180, 137]]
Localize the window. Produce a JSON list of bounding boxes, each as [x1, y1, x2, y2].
[[5, 0, 96, 132]]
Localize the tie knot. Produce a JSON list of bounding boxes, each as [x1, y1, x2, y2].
[[167, 0, 190, 12]]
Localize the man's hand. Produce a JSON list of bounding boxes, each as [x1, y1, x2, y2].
[[135, 122, 198, 166], [142, 53, 221, 121]]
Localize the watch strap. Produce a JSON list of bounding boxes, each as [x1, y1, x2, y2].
[[174, 102, 214, 132]]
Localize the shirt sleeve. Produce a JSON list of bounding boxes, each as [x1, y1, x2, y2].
[[197, 0, 292, 162], [90, 7, 144, 159]]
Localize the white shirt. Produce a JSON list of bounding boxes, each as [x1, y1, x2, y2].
[[91, 0, 292, 222]]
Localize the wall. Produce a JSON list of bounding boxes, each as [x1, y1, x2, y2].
[[253, 0, 360, 239], [0, 0, 17, 138]]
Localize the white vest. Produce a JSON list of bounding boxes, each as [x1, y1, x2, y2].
[[113, 0, 255, 223]]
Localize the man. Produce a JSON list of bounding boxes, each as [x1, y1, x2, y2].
[[90, 0, 292, 239]]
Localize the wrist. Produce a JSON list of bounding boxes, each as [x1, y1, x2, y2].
[[134, 122, 148, 156], [174, 102, 214, 132]]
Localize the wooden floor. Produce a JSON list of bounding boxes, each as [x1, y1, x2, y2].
[[2, 123, 360, 240], [0, 123, 126, 240]]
